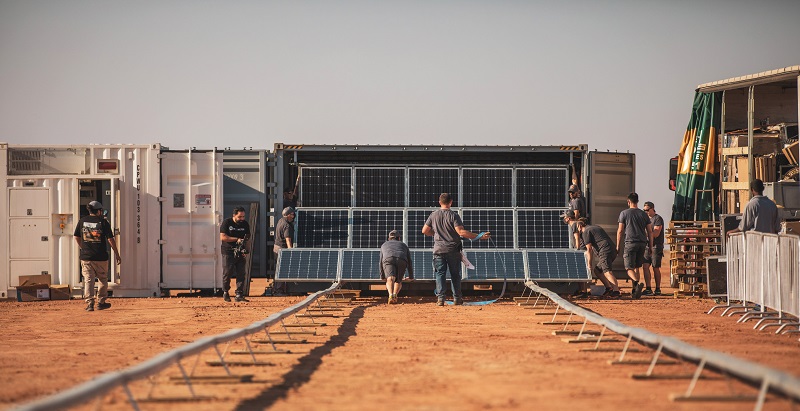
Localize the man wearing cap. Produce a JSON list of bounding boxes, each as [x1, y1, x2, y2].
[[564, 185, 586, 249], [219, 206, 251, 302], [617, 192, 653, 299], [379, 230, 414, 304], [268, 207, 295, 296], [422, 192, 491, 306], [74, 201, 122, 312], [641, 201, 665, 296], [576, 219, 620, 298]]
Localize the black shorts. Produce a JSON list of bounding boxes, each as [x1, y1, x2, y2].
[[381, 257, 408, 281], [596, 249, 616, 273], [623, 242, 646, 270], [644, 247, 664, 268]]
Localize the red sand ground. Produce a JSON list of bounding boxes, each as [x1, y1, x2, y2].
[[1, 282, 799, 411]]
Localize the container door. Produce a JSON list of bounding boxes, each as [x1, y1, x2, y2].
[[7, 188, 52, 288], [587, 152, 635, 277], [161, 151, 223, 290]]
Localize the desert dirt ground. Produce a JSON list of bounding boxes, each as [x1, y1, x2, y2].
[[2, 280, 800, 411]]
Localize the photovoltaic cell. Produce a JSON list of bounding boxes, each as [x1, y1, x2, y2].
[[340, 249, 381, 281], [296, 209, 349, 248], [517, 210, 569, 248], [300, 168, 352, 207], [411, 250, 436, 280], [463, 250, 526, 281], [355, 168, 406, 207], [351, 210, 404, 248], [462, 169, 512, 207], [527, 250, 589, 281], [275, 249, 339, 281], [516, 168, 568, 207], [406, 210, 435, 249], [461, 209, 514, 249], [409, 168, 459, 207]]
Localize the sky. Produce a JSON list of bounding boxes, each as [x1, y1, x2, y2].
[[1, 0, 799, 221]]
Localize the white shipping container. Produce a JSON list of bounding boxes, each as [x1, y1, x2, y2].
[[0, 144, 162, 298]]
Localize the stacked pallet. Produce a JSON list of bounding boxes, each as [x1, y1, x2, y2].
[[666, 220, 722, 297]]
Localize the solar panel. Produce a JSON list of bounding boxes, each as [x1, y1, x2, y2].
[[411, 250, 436, 280], [409, 168, 459, 207], [300, 168, 352, 207], [517, 210, 569, 248], [516, 168, 568, 207], [407, 210, 435, 249], [461, 209, 514, 249], [355, 168, 406, 207], [462, 169, 512, 207], [275, 249, 340, 281], [351, 210, 404, 248], [526, 250, 589, 281], [463, 250, 526, 281], [296, 209, 349, 248], [340, 249, 382, 281]]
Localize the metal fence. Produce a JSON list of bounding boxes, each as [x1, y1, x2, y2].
[[721, 232, 800, 332]]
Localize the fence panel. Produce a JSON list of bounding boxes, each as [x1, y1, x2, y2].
[[779, 234, 800, 318], [762, 234, 780, 312], [744, 232, 763, 306], [727, 233, 745, 301]]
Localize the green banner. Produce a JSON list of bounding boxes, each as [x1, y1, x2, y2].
[[672, 91, 722, 221]]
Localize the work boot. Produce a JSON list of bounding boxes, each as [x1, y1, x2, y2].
[[223, 293, 231, 302], [436, 298, 445, 307], [453, 298, 464, 305], [97, 302, 111, 310], [235, 295, 249, 302], [85, 302, 94, 312]]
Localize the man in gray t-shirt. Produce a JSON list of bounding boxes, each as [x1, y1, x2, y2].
[[565, 186, 586, 248], [728, 179, 781, 235], [642, 201, 664, 296], [616, 192, 653, 300], [422, 192, 491, 306]]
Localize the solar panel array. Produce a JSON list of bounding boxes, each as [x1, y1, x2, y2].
[[340, 249, 381, 281], [355, 168, 405, 207], [296, 210, 349, 248], [351, 210, 404, 248], [517, 168, 568, 207], [464, 251, 526, 281], [300, 168, 351, 207], [527, 250, 589, 281], [276, 249, 339, 281], [461, 210, 514, 249], [517, 210, 569, 248], [409, 168, 459, 207], [461, 168, 513, 207]]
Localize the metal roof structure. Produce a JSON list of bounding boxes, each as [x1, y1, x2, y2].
[[696, 65, 800, 92]]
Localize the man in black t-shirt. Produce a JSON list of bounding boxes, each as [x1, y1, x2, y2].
[[564, 185, 586, 248], [219, 206, 251, 302], [577, 219, 620, 298], [74, 201, 121, 312], [616, 193, 653, 299], [642, 201, 665, 296]]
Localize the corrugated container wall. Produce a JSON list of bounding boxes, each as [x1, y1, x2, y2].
[[0, 144, 162, 298]]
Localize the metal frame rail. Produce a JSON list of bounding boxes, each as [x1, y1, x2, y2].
[[524, 281, 800, 409], [13, 282, 343, 411]]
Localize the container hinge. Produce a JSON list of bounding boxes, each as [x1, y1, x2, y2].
[[158, 240, 167, 245]]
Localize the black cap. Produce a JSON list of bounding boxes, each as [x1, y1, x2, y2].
[[88, 201, 103, 210], [644, 201, 654, 209]]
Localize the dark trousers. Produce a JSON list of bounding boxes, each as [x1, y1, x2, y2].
[[222, 253, 246, 297], [433, 251, 463, 300]]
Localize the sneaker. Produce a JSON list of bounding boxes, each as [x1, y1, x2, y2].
[[654, 289, 662, 296], [235, 296, 249, 302], [436, 299, 445, 306], [388, 295, 395, 304], [575, 291, 589, 299], [642, 288, 653, 296], [633, 283, 644, 299], [608, 290, 621, 299], [454, 298, 464, 305], [85, 302, 94, 312], [97, 302, 111, 310], [223, 294, 231, 302], [602, 288, 612, 297]]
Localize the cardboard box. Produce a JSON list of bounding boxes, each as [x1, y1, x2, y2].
[[784, 221, 800, 236], [49, 284, 72, 300], [16, 274, 52, 302], [784, 141, 799, 165], [727, 133, 781, 156]]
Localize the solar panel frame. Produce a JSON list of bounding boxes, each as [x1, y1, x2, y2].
[[461, 209, 515, 249], [462, 250, 526, 282], [351, 209, 404, 249], [340, 249, 383, 281], [354, 168, 407, 207], [295, 209, 350, 248], [461, 168, 513, 207], [299, 167, 353, 207], [516, 168, 569, 208], [517, 209, 569, 249], [525, 249, 590, 282], [409, 168, 459, 207], [275, 249, 341, 281]]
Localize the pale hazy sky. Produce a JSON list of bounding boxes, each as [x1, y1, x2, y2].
[[1, 0, 799, 219]]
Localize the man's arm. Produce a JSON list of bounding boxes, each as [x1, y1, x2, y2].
[[422, 224, 434, 237], [107, 238, 122, 264], [220, 233, 242, 243], [652, 224, 663, 240], [616, 223, 624, 252], [455, 226, 491, 240], [585, 243, 595, 273], [405, 244, 413, 278], [74, 236, 82, 249], [646, 223, 653, 250]]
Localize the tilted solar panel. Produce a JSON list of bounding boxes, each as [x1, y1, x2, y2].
[[296, 209, 349, 248], [461, 209, 514, 249], [409, 168, 459, 207], [517, 210, 569, 249], [526, 250, 589, 281], [275, 249, 340, 281], [463, 250, 526, 281], [516, 168, 569, 207], [340, 249, 382, 281], [351, 210, 404, 248], [410, 250, 437, 280], [355, 168, 406, 207]]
